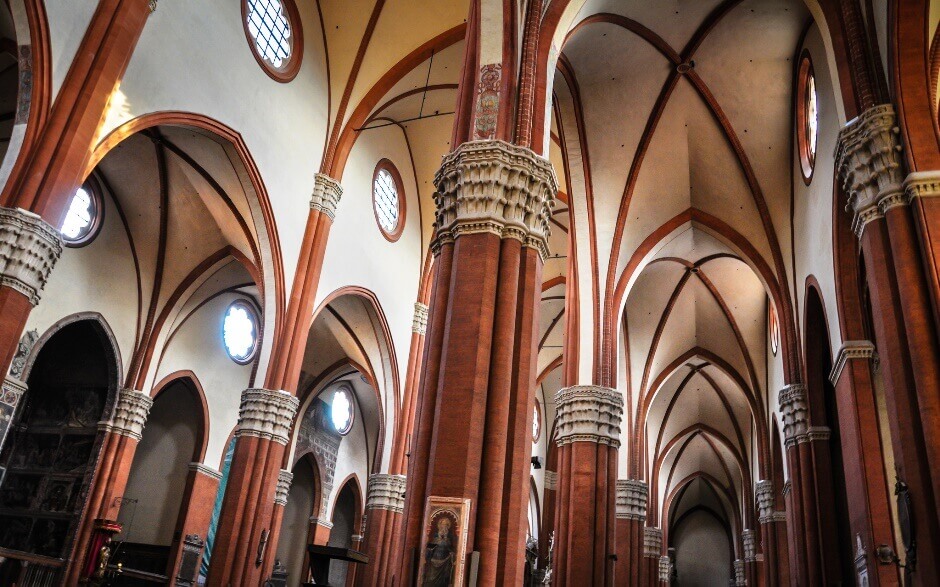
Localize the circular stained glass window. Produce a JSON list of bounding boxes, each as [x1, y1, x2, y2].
[[331, 389, 353, 435], [61, 184, 101, 246], [373, 160, 405, 241], [798, 54, 819, 181], [243, 0, 303, 82], [223, 301, 259, 364]]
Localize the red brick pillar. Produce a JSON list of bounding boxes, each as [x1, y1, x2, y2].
[[67, 388, 153, 583], [357, 473, 406, 586], [733, 559, 745, 587], [206, 388, 299, 586], [165, 463, 222, 582], [398, 140, 556, 587], [641, 527, 662, 587], [553, 385, 622, 586], [658, 555, 671, 586], [755, 480, 777, 587], [741, 529, 758, 585], [614, 479, 647, 586], [777, 384, 814, 584]]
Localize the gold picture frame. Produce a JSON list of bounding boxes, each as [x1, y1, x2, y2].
[[416, 496, 472, 587]]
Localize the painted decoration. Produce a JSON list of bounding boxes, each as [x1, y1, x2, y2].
[[417, 496, 471, 587]]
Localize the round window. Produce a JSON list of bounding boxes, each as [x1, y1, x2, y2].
[[532, 401, 541, 442], [223, 300, 260, 364], [372, 160, 406, 242], [798, 54, 818, 182], [242, 0, 303, 82], [331, 389, 353, 435], [61, 182, 102, 246]]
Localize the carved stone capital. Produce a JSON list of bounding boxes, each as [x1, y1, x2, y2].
[[778, 384, 808, 446], [543, 470, 558, 491], [235, 388, 299, 445], [274, 469, 293, 506], [806, 426, 831, 442], [107, 389, 153, 441], [189, 462, 223, 481], [615, 479, 648, 521], [366, 473, 407, 513], [742, 529, 757, 562], [835, 104, 904, 239], [829, 340, 876, 384], [412, 302, 429, 335], [431, 140, 557, 260], [904, 170, 940, 203], [659, 556, 671, 581], [310, 173, 343, 221], [643, 526, 663, 557], [0, 207, 63, 306], [773, 511, 786, 523], [734, 559, 746, 585], [756, 480, 774, 524], [310, 517, 333, 530], [554, 385, 623, 447]]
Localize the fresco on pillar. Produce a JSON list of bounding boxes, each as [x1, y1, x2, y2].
[[417, 497, 471, 587]]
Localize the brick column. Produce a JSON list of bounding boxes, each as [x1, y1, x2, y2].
[[614, 479, 647, 586], [398, 140, 556, 587], [166, 463, 222, 583], [552, 386, 622, 586], [733, 559, 745, 586], [642, 527, 662, 587], [357, 473, 406, 586], [755, 480, 777, 587], [67, 388, 153, 583], [658, 555, 671, 586], [207, 388, 299, 586], [777, 384, 813, 584], [741, 529, 757, 586]]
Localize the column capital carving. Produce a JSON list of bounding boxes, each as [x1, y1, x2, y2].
[[806, 426, 831, 442], [0, 207, 63, 306], [829, 340, 877, 384], [615, 479, 648, 521], [734, 559, 746, 585], [755, 480, 774, 524], [658, 556, 671, 581], [543, 470, 558, 491], [366, 473, 407, 513], [742, 529, 757, 562], [778, 384, 808, 446], [235, 388, 299, 445], [643, 526, 663, 557], [310, 173, 343, 221], [104, 389, 153, 441], [310, 517, 333, 530], [412, 302, 429, 335], [274, 469, 293, 506], [835, 104, 904, 238], [431, 140, 557, 260], [554, 385, 623, 447], [904, 170, 940, 204], [189, 462, 223, 481]]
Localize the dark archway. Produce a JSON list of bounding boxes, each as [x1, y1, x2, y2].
[[276, 454, 322, 583], [328, 479, 361, 586]]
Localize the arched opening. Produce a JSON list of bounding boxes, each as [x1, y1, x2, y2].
[[115, 378, 203, 577], [276, 454, 321, 584], [0, 3, 19, 166], [0, 319, 117, 581], [672, 507, 732, 586], [804, 286, 853, 582], [328, 479, 361, 585]]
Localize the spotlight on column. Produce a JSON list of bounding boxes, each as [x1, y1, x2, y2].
[[531, 456, 542, 469]]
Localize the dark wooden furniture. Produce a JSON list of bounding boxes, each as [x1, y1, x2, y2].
[[306, 545, 369, 586]]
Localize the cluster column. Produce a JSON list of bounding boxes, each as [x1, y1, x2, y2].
[[642, 527, 662, 587], [357, 473, 406, 586], [397, 139, 556, 586], [207, 388, 299, 586], [614, 479, 647, 585], [741, 528, 758, 585], [777, 384, 813, 584]]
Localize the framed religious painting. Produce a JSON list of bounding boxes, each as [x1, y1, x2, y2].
[[416, 497, 471, 587]]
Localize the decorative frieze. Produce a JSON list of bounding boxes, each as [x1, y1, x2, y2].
[[554, 385, 623, 447], [835, 104, 904, 238], [234, 388, 299, 446], [543, 470, 558, 491], [615, 479, 648, 521], [310, 173, 343, 221], [904, 170, 940, 204], [432, 140, 557, 260], [310, 517, 333, 530], [274, 470, 293, 506], [742, 529, 756, 562], [643, 526, 663, 557], [412, 302, 429, 335], [365, 473, 407, 513], [734, 559, 746, 586], [659, 555, 671, 582], [189, 462, 222, 481], [106, 389, 153, 441], [778, 384, 808, 446], [0, 207, 63, 306], [756, 480, 774, 524], [806, 426, 831, 443], [829, 340, 877, 385], [773, 511, 787, 523]]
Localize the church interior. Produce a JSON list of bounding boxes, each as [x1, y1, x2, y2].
[[0, 0, 937, 585]]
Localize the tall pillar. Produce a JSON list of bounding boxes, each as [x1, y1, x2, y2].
[[838, 104, 940, 585], [166, 463, 222, 582], [615, 479, 647, 586], [741, 529, 757, 586], [658, 555, 671, 586], [642, 527, 662, 587], [553, 386, 622, 586], [777, 384, 814, 584], [357, 473, 406, 587], [66, 388, 153, 583], [398, 139, 556, 587], [207, 388, 299, 586], [733, 559, 746, 587], [755, 480, 777, 587]]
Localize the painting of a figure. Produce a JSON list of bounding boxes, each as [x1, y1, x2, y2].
[[417, 497, 470, 587]]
